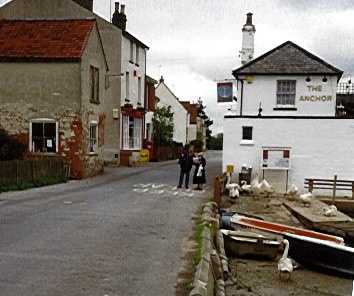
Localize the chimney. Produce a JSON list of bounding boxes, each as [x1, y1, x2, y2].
[[112, 2, 127, 31], [72, 0, 93, 11], [246, 13, 253, 26], [240, 12, 256, 65], [159, 76, 164, 83]]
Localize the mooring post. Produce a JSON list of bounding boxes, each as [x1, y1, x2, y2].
[[309, 179, 314, 193], [332, 174, 337, 205]]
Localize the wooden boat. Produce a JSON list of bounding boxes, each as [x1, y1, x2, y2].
[[221, 229, 281, 260], [230, 214, 344, 245], [284, 232, 354, 277]]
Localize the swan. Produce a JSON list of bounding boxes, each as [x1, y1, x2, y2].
[[260, 179, 274, 195], [286, 184, 298, 196], [251, 178, 262, 195], [240, 180, 252, 194], [278, 239, 293, 280], [225, 172, 240, 198], [298, 192, 313, 206], [323, 205, 338, 217]]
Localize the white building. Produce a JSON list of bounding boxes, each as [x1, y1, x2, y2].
[[111, 3, 149, 165], [223, 40, 354, 194], [155, 77, 189, 145]]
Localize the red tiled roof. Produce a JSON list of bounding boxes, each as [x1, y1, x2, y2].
[[181, 101, 199, 124], [0, 19, 96, 61]]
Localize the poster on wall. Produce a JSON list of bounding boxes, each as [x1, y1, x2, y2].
[[262, 147, 291, 170], [217, 82, 233, 103]]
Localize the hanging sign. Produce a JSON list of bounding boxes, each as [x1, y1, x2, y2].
[[217, 82, 233, 103]]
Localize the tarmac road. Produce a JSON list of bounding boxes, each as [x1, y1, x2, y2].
[[0, 151, 221, 296]]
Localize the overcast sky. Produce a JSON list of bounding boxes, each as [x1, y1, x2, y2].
[[1, 0, 354, 133]]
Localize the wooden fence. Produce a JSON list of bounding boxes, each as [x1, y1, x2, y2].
[[0, 158, 69, 188]]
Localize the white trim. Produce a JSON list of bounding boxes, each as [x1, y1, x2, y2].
[[240, 140, 254, 146]]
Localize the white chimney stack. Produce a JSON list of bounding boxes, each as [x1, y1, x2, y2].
[[240, 12, 256, 65]]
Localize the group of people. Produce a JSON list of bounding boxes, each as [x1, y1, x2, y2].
[[177, 146, 206, 190]]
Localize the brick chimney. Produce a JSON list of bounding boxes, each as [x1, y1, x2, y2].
[[112, 2, 127, 31], [72, 0, 93, 11]]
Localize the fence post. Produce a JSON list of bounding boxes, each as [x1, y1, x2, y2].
[[332, 174, 337, 205], [214, 176, 221, 207], [309, 179, 313, 193], [16, 160, 19, 185]]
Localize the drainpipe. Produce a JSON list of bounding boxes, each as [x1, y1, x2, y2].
[[240, 78, 244, 116]]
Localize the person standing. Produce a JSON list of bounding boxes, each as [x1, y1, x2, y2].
[[177, 146, 193, 189], [193, 152, 206, 190]]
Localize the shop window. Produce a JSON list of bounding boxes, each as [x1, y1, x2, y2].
[[276, 80, 296, 106], [30, 120, 58, 153], [90, 65, 100, 104], [242, 126, 253, 140], [122, 115, 142, 150], [89, 122, 98, 153]]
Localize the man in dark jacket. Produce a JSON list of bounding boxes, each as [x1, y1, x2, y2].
[[177, 147, 193, 189]]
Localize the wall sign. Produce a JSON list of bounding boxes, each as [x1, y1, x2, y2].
[[299, 84, 332, 102]]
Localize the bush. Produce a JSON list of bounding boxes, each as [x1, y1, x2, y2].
[[0, 128, 26, 161]]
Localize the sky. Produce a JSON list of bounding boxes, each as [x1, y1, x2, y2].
[[1, 0, 354, 134]]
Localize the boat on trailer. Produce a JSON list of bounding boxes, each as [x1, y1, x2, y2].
[[284, 232, 354, 277], [230, 214, 344, 245]]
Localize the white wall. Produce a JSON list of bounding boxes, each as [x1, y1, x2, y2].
[[121, 35, 146, 109], [156, 82, 188, 145], [223, 117, 354, 195], [236, 75, 338, 117]]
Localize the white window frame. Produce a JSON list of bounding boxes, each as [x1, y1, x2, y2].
[[276, 80, 296, 107], [136, 45, 139, 65], [88, 121, 98, 154], [122, 115, 142, 150], [29, 118, 59, 153], [130, 40, 134, 62], [126, 72, 130, 101], [138, 77, 142, 105]]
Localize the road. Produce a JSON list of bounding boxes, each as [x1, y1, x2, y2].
[[0, 151, 221, 296]]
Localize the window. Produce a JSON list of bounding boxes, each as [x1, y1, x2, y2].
[[129, 40, 134, 62], [30, 120, 58, 153], [136, 45, 139, 65], [242, 126, 253, 140], [146, 123, 152, 141], [89, 122, 98, 153], [122, 115, 142, 150], [125, 72, 130, 101], [90, 66, 99, 103], [138, 77, 142, 104], [276, 80, 296, 106]]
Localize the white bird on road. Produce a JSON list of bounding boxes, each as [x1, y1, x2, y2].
[[240, 180, 252, 194], [323, 205, 338, 217], [278, 239, 293, 280], [298, 192, 313, 206]]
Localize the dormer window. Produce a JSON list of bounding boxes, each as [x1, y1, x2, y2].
[[276, 80, 296, 106]]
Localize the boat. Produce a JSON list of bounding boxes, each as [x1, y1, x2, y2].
[[221, 229, 281, 260], [284, 232, 354, 277], [230, 214, 344, 245]]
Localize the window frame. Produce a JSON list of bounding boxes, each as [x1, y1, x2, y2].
[[88, 121, 98, 154], [129, 40, 134, 63], [125, 72, 130, 101], [29, 119, 59, 154], [276, 80, 296, 107], [90, 65, 100, 104], [138, 76, 142, 105], [122, 115, 142, 150], [135, 45, 139, 66], [242, 126, 253, 140]]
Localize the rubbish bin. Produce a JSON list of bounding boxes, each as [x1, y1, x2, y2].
[[239, 165, 252, 185]]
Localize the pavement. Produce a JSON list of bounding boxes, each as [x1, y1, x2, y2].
[[0, 150, 222, 296]]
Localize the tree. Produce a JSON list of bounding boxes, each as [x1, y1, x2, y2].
[[0, 128, 26, 161], [152, 106, 174, 146], [207, 133, 223, 150]]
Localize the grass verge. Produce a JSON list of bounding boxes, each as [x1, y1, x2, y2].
[[0, 176, 67, 193]]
